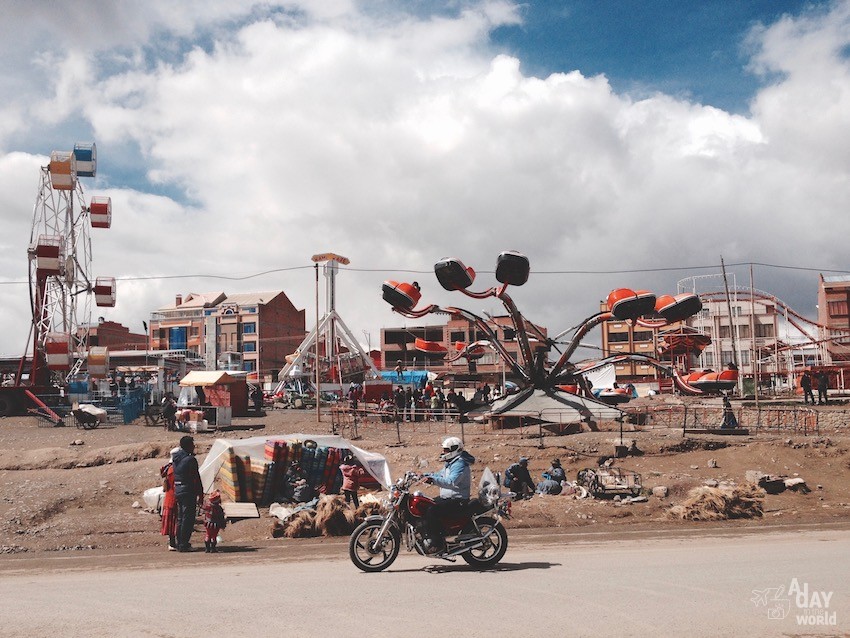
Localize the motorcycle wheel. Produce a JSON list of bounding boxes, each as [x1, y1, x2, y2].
[[460, 517, 508, 569], [349, 520, 401, 572]]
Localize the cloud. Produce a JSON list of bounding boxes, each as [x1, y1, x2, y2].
[[0, 1, 847, 367]]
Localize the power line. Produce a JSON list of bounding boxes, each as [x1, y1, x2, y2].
[[0, 260, 848, 286]]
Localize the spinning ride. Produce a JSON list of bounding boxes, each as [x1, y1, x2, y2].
[[381, 252, 704, 424]]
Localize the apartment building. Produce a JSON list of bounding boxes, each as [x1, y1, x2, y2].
[[817, 274, 850, 362], [150, 291, 305, 382], [380, 315, 547, 380]]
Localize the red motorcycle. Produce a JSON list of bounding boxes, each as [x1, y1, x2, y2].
[[349, 470, 511, 572]]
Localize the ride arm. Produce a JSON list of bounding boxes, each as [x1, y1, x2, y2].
[[495, 287, 536, 372], [546, 311, 612, 385], [443, 306, 530, 384]]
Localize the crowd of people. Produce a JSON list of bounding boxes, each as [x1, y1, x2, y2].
[[375, 382, 504, 424]]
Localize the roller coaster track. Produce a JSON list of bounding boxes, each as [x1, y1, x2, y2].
[[700, 288, 850, 350]]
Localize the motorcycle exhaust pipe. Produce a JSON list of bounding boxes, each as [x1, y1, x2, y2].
[[444, 539, 484, 557]]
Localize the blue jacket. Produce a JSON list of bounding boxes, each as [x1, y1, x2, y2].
[[428, 451, 475, 499], [172, 448, 202, 498]]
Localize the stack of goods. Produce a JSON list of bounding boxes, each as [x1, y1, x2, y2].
[[218, 450, 241, 502], [216, 440, 362, 505]]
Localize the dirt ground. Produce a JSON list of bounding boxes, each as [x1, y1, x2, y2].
[[1, 399, 849, 556]]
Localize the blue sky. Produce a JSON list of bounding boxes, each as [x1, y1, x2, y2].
[[492, 0, 816, 113], [0, 0, 849, 364]]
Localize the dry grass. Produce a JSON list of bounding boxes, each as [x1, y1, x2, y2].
[[314, 495, 355, 536], [668, 483, 765, 521], [282, 510, 318, 538]]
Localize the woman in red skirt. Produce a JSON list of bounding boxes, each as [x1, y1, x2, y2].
[[160, 447, 181, 550]]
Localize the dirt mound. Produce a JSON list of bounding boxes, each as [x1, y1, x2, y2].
[[660, 439, 731, 454], [0, 442, 168, 471]]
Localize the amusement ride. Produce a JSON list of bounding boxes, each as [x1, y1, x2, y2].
[[0, 143, 116, 422], [381, 251, 708, 423]]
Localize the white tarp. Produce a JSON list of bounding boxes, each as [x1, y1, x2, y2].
[[197, 433, 392, 493], [585, 364, 616, 391]]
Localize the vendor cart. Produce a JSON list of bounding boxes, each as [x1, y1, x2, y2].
[[576, 466, 642, 498]]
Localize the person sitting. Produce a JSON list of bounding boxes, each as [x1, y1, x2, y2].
[[505, 457, 535, 499], [422, 437, 475, 554], [536, 458, 565, 495]]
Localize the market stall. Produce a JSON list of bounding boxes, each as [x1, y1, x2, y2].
[[197, 433, 392, 499], [179, 370, 249, 427]]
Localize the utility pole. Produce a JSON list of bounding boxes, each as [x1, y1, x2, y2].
[[720, 256, 742, 395]]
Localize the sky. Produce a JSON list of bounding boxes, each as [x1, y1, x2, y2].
[[1, 0, 849, 368]]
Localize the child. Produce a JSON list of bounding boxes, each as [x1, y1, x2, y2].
[[339, 452, 367, 508], [202, 490, 227, 553]]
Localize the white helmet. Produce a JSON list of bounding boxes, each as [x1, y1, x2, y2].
[[440, 436, 464, 461]]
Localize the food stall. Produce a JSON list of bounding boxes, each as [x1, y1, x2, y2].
[[179, 370, 249, 428]]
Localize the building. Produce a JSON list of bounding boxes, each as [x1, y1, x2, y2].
[[79, 319, 147, 350], [599, 302, 668, 384], [149, 291, 305, 382], [380, 315, 548, 382], [688, 293, 782, 390], [817, 274, 850, 362]]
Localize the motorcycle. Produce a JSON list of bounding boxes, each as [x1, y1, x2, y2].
[[348, 469, 511, 572]]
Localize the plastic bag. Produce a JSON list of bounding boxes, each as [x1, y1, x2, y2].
[[478, 466, 502, 506]]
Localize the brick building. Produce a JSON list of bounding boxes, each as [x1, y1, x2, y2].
[[80, 319, 147, 350], [149, 291, 305, 382], [380, 315, 547, 382]]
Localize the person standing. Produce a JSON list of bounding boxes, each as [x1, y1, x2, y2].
[[172, 435, 204, 552], [800, 372, 815, 405], [338, 453, 367, 508], [202, 490, 227, 553], [160, 447, 181, 551], [817, 371, 829, 405]]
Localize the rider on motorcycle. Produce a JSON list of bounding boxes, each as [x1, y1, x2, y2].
[[422, 436, 475, 553]]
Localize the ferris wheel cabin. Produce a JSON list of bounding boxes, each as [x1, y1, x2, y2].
[[33, 235, 65, 275], [48, 151, 76, 190], [73, 142, 97, 178], [45, 333, 71, 371], [94, 277, 116, 307], [89, 196, 111, 228]]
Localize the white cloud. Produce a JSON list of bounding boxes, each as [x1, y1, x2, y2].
[[0, 0, 847, 368]]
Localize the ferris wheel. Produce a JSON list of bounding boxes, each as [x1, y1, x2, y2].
[[24, 142, 115, 386]]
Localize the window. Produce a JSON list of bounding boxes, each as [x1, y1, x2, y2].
[[827, 301, 848, 317], [243, 360, 256, 372], [740, 351, 750, 365], [703, 352, 714, 367], [608, 332, 630, 343], [450, 331, 466, 342], [632, 330, 653, 342], [721, 351, 733, 366], [243, 342, 256, 352], [754, 323, 774, 338], [243, 322, 256, 334], [719, 326, 731, 339], [738, 325, 751, 339], [384, 331, 411, 345]]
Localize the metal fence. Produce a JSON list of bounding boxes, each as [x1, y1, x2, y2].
[[623, 404, 819, 436]]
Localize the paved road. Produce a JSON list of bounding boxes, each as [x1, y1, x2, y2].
[[0, 527, 847, 637]]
